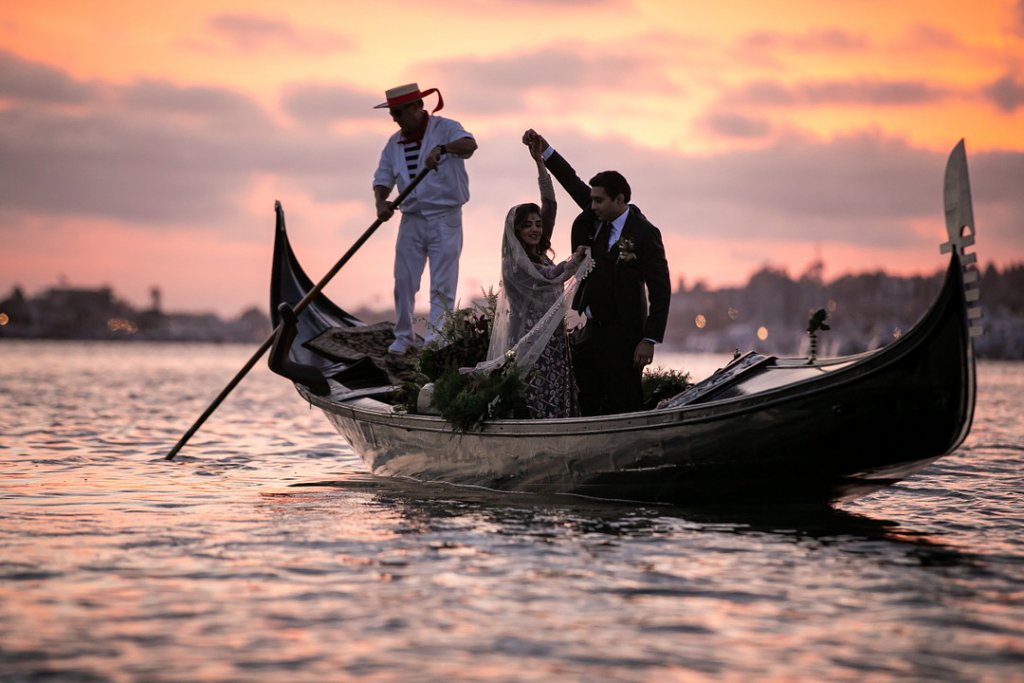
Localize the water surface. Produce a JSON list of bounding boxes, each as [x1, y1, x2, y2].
[[1, 341, 1021, 681]]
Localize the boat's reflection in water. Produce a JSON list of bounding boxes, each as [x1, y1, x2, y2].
[[272, 473, 978, 570]]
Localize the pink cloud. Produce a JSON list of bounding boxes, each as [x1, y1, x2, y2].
[[741, 28, 869, 52], [205, 13, 352, 53], [985, 73, 1024, 112], [697, 112, 774, 139], [717, 78, 952, 108], [279, 83, 381, 127], [0, 49, 96, 104], [414, 47, 684, 115]]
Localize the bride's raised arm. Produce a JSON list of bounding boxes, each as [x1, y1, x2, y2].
[[530, 137, 557, 246]]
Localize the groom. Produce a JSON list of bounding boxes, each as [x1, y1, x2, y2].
[[523, 130, 671, 416]]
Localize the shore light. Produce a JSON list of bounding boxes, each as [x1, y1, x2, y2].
[[107, 318, 138, 334]]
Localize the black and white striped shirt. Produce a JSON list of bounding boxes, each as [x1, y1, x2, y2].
[[402, 140, 421, 175]]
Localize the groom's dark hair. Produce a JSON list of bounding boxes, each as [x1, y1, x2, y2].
[[590, 170, 631, 203]]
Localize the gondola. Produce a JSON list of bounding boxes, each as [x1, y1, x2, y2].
[[267, 140, 981, 504]]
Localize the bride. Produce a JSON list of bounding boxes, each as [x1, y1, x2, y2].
[[484, 136, 589, 418]]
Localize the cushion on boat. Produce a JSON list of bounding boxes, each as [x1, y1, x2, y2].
[[306, 322, 396, 361]]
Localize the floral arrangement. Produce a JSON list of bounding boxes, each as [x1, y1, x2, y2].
[[402, 290, 528, 431], [617, 238, 637, 262], [431, 361, 527, 432], [416, 293, 496, 381]]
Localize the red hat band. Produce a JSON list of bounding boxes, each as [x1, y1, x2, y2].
[[375, 84, 444, 113]]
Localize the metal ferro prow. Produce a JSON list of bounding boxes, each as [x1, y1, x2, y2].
[[940, 139, 983, 338]]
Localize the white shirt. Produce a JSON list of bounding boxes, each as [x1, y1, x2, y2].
[[373, 115, 475, 217], [604, 206, 629, 249]]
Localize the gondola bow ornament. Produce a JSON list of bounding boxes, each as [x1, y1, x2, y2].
[[941, 139, 983, 338]]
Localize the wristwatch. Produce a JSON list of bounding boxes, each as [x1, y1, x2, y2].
[[438, 144, 447, 155]]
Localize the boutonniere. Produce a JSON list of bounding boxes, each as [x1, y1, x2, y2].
[[617, 238, 638, 262]]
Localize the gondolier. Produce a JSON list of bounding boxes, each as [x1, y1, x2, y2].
[[372, 83, 478, 355]]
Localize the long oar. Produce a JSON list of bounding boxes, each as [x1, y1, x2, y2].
[[165, 166, 433, 460]]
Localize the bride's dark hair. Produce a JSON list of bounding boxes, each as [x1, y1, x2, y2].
[[512, 203, 551, 263]]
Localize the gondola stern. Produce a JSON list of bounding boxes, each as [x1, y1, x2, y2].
[[269, 199, 298, 328], [268, 200, 365, 330]]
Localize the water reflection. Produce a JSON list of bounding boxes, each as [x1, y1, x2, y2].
[[272, 475, 980, 570]]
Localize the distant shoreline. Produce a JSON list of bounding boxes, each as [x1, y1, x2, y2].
[[3, 262, 1022, 359]]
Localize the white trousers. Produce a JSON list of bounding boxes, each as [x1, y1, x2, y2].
[[393, 208, 463, 346]]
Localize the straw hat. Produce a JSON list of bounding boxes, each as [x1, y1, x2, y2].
[[374, 83, 444, 112]]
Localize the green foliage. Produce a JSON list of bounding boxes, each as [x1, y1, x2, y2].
[[417, 292, 497, 381], [431, 362, 528, 432], [642, 366, 692, 409], [399, 291, 527, 430]]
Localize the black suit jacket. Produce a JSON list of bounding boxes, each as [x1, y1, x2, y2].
[[544, 150, 671, 343]]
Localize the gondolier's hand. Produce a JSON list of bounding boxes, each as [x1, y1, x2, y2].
[[633, 339, 655, 369], [376, 199, 395, 221], [424, 145, 445, 170]]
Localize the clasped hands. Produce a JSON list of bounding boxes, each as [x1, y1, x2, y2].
[[522, 129, 548, 161]]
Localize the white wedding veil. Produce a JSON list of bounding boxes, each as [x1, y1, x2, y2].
[[471, 204, 592, 376]]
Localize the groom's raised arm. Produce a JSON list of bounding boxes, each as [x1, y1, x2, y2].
[[545, 150, 591, 211], [523, 130, 590, 210]]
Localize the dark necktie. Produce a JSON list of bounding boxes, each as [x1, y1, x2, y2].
[[593, 222, 610, 258]]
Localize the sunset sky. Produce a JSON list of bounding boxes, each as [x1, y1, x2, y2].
[[2, 0, 1023, 317]]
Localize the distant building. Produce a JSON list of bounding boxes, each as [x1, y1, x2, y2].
[[0, 283, 271, 343], [0, 285, 134, 339]]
